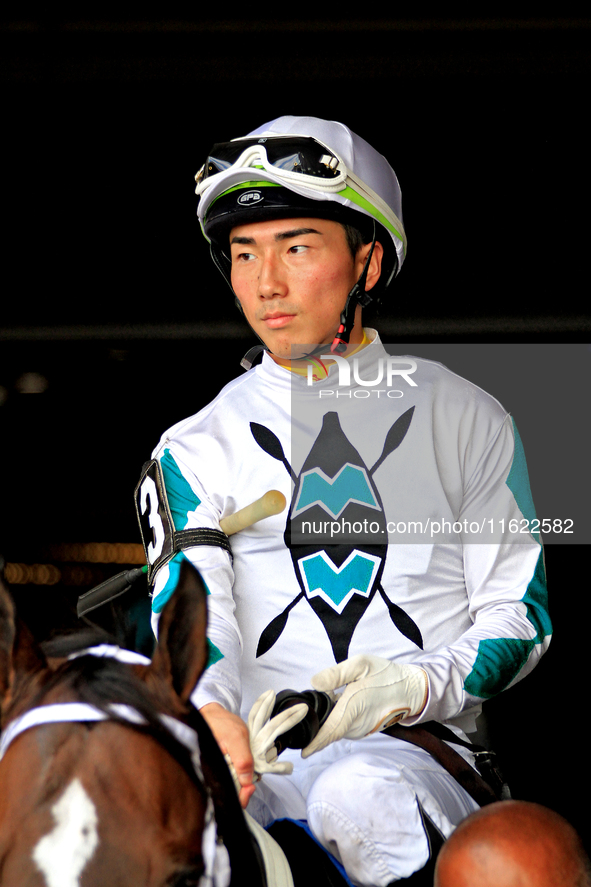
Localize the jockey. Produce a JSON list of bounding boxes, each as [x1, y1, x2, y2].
[[138, 116, 550, 885]]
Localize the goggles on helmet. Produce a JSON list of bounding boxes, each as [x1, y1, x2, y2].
[[195, 135, 347, 195], [195, 134, 406, 264]]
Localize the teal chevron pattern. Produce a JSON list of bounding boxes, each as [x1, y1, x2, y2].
[[298, 550, 381, 613], [293, 463, 379, 519]]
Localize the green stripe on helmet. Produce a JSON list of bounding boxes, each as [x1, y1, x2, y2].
[[339, 185, 407, 256], [205, 179, 406, 259]]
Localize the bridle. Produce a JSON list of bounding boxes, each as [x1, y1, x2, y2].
[[0, 644, 250, 887]]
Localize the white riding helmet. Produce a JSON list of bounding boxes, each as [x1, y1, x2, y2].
[[195, 116, 407, 299]]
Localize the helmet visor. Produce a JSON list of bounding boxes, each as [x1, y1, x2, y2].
[[195, 136, 346, 194]]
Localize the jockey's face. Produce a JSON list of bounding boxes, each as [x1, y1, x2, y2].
[[229, 217, 382, 360]]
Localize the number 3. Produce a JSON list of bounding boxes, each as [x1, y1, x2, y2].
[[139, 474, 166, 565]]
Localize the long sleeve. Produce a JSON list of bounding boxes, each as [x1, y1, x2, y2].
[[148, 444, 244, 715], [405, 415, 551, 727]]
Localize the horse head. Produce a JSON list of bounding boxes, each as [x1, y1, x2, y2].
[[0, 558, 219, 887]]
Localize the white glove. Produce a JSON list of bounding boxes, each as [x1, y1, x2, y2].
[[301, 655, 428, 758], [247, 689, 309, 777]]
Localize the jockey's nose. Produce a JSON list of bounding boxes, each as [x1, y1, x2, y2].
[[258, 253, 288, 300]]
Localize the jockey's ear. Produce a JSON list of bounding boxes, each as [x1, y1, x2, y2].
[[147, 557, 208, 704], [0, 574, 47, 709]]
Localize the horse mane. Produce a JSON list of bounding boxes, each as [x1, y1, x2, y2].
[[17, 628, 206, 789]]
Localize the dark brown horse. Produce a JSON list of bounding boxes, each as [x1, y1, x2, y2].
[[0, 559, 252, 887]]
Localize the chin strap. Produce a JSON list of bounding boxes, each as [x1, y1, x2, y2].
[[240, 345, 267, 370], [331, 222, 377, 354]]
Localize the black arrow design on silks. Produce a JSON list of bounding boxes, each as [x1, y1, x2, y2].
[[250, 409, 422, 661], [256, 591, 305, 658], [250, 422, 297, 483], [370, 406, 415, 476], [369, 407, 423, 647], [378, 585, 423, 649]]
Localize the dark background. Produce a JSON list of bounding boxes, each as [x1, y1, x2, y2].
[[1, 8, 589, 853]]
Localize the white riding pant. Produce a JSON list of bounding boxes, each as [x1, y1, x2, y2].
[[247, 733, 479, 886]]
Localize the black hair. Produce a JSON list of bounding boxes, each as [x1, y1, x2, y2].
[[342, 223, 370, 259]]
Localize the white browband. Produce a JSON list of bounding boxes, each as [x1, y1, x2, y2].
[[1, 644, 201, 762], [0, 702, 201, 764]]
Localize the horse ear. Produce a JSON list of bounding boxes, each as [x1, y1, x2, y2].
[[148, 557, 208, 704], [0, 574, 47, 705]]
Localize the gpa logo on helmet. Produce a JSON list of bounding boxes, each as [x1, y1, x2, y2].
[[238, 190, 264, 206]]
